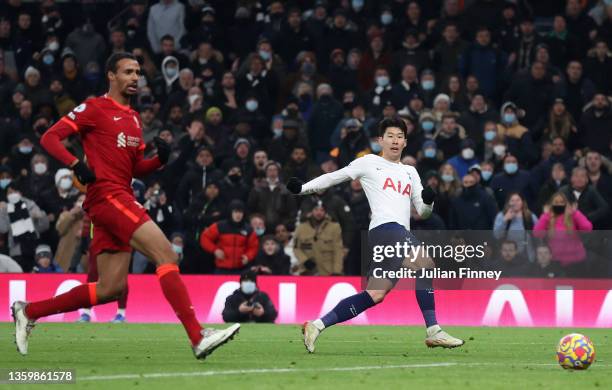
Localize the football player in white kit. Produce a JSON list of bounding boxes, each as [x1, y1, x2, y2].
[[286, 116, 464, 353]]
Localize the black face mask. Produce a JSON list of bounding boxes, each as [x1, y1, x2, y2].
[[463, 185, 477, 196], [552, 205, 565, 215], [229, 174, 241, 183]]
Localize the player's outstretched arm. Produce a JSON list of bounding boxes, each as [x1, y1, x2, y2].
[[286, 166, 356, 195]]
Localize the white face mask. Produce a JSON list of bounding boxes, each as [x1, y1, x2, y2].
[[7, 193, 22, 204], [48, 40, 60, 51], [461, 148, 475, 160], [59, 177, 73, 190], [241, 281, 256, 295], [33, 163, 48, 175], [188, 94, 201, 106], [493, 145, 506, 157]]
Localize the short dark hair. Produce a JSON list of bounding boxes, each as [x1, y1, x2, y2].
[[105, 52, 137, 74], [161, 34, 174, 43], [378, 116, 408, 138]]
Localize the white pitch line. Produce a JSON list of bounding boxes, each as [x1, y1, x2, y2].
[[79, 363, 457, 381]]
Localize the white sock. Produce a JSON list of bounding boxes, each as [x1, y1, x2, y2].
[[116, 309, 126, 317], [82, 308, 91, 316], [312, 319, 325, 331]]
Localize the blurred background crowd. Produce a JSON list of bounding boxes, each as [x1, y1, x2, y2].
[[0, 0, 611, 278]]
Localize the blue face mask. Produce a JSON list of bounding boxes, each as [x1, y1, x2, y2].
[[19, 146, 33, 154], [484, 130, 496, 141], [370, 141, 382, 153], [43, 54, 55, 65], [255, 227, 265, 236], [424, 148, 436, 159], [375, 76, 389, 87], [0, 178, 11, 189], [481, 170, 493, 181], [241, 281, 257, 295], [172, 244, 183, 255], [352, 0, 364, 11], [421, 121, 435, 132], [258, 50, 271, 61], [246, 100, 259, 112], [441, 174, 454, 183], [504, 162, 518, 174], [165, 67, 178, 78], [421, 80, 435, 90], [503, 113, 516, 124], [381, 13, 393, 26]]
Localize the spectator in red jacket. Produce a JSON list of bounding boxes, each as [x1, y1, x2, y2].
[[200, 199, 259, 274]]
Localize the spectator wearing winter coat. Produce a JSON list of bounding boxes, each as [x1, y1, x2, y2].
[[578, 93, 612, 157], [536, 163, 569, 215], [55, 194, 85, 272], [222, 270, 277, 323], [32, 244, 63, 273], [561, 167, 610, 229], [147, 0, 186, 54], [247, 161, 297, 233], [493, 192, 539, 261], [496, 101, 538, 166], [0, 184, 49, 271], [200, 200, 259, 274], [294, 202, 343, 276], [447, 138, 479, 179], [534, 191, 593, 276], [251, 236, 290, 275], [308, 84, 344, 163], [554, 60, 596, 121], [490, 154, 533, 210], [449, 173, 497, 230]]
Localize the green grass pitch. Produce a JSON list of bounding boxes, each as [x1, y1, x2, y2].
[[1, 323, 610, 389]]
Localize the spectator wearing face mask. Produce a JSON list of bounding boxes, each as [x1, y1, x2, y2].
[[447, 138, 479, 178], [32, 244, 62, 273], [534, 191, 592, 277], [222, 270, 277, 323], [0, 184, 49, 271], [9, 134, 37, 178], [417, 139, 443, 176], [252, 235, 290, 275], [247, 161, 297, 232], [418, 110, 437, 139], [496, 101, 538, 166], [25, 154, 55, 205], [40, 168, 80, 225], [55, 194, 85, 271], [449, 173, 498, 230], [332, 118, 371, 168], [366, 66, 393, 118], [436, 163, 462, 225], [490, 154, 533, 210]]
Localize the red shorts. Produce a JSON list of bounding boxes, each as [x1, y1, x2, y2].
[[87, 192, 150, 256]]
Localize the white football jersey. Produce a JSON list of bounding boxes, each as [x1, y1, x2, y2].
[[300, 154, 432, 230]]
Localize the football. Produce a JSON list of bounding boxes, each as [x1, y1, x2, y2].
[[557, 333, 596, 370]]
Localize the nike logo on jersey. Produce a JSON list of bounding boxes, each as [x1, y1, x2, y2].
[[382, 178, 412, 196], [113, 116, 122, 121]]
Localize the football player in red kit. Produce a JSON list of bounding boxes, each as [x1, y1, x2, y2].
[[11, 52, 240, 360]]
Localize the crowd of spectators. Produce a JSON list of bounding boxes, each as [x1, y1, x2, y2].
[[0, 0, 611, 277]]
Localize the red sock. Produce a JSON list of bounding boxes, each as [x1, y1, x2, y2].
[[25, 283, 98, 321], [156, 264, 203, 345], [117, 285, 128, 309]]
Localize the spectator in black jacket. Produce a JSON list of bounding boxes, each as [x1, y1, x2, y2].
[[561, 166, 610, 229], [222, 270, 277, 323], [175, 146, 223, 214], [554, 60, 596, 121], [449, 173, 498, 230], [585, 151, 612, 215], [578, 93, 612, 157], [308, 84, 344, 163], [252, 235, 290, 275]]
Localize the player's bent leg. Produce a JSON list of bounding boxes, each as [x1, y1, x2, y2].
[[303, 280, 393, 353], [130, 221, 240, 358], [12, 251, 127, 356]]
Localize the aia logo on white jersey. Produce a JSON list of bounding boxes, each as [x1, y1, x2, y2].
[[382, 178, 412, 196], [117, 132, 127, 148]]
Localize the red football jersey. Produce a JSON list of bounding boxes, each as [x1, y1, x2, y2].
[[41, 94, 161, 208]]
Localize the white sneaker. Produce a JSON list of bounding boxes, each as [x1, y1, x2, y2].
[[425, 325, 464, 348], [302, 321, 321, 353], [192, 323, 240, 360], [11, 301, 35, 356]]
